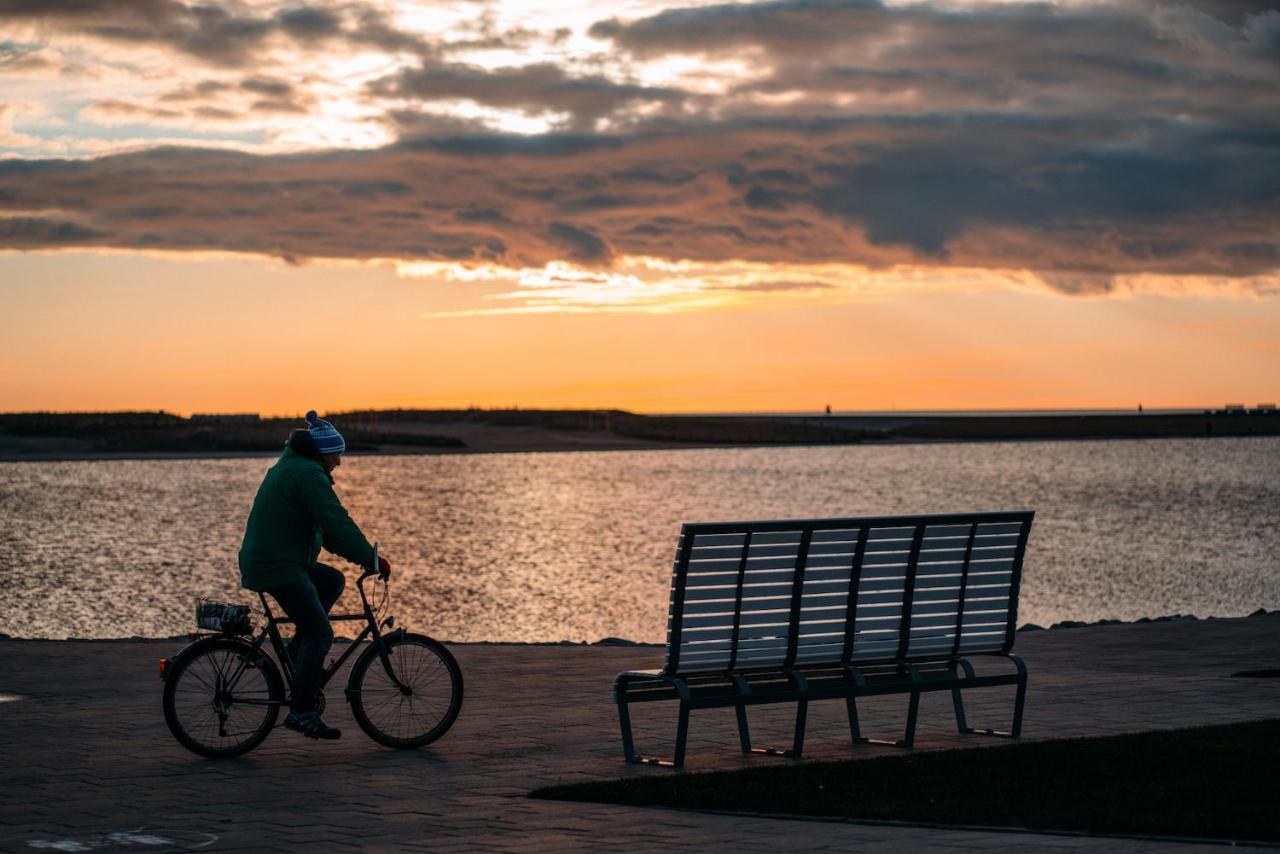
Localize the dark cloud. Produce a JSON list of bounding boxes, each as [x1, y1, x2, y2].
[[240, 76, 292, 98], [0, 0, 433, 65], [444, 11, 571, 53], [277, 6, 341, 39], [455, 208, 508, 223], [191, 105, 240, 121], [83, 99, 186, 121], [590, 0, 889, 57], [368, 60, 686, 131], [1035, 271, 1118, 296], [546, 222, 612, 264], [341, 180, 412, 198], [158, 79, 231, 101], [81, 97, 246, 123], [1, 0, 1276, 294], [593, 0, 1279, 128], [0, 116, 1275, 290], [240, 76, 311, 114], [0, 216, 108, 245]]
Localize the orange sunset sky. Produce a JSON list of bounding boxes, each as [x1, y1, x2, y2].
[[1, 0, 1277, 415]]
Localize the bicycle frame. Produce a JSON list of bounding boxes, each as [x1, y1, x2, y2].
[[190, 568, 411, 714], [259, 569, 404, 690]]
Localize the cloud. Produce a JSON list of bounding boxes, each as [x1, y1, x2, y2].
[[367, 60, 687, 131], [341, 180, 412, 198], [0, 0, 433, 65], [589, 0, 891, 58], [0, 0, 1275, 300], [0, 43, 59, 74], [593, 0, 1279, 126], [0, 114, 1275, 292], [239, 76, 293, 98], [546, 222, 612, 264], [707, 279, 835, 293], [0, 216, 109, 245]]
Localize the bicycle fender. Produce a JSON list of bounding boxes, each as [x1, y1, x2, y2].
[[342, 628, 407, 698], [160, 636, 258, 682]]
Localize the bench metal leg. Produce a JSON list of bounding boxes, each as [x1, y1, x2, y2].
[[731, 675, 752, 753], [614, 675, 694, 767], [846, 695, 866, 744], [673, 701, 691, 768], [792, 698, 808, 757], [743, 674, 809, 759], [901, 689, 920, 748], [845, 665, 919, 748], [953, 655, 1028, 738], [617, 692, 639, 762], [734, 704, 752, 752], [1011, 667, 1027, 738], [951, 681, 970, 734]]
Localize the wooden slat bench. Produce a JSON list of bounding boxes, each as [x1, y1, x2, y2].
[[614, 511, 1034, 767]]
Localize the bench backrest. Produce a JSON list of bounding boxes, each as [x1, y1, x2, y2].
[[662, 511, 1034, 676]]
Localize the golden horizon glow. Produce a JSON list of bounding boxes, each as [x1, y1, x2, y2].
[[1, 0, 1276, 416], [2, 252, 1276, 417]]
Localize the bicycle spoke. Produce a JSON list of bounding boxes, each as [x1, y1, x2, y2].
[[354, 638, 460, 745], [165, 642, 280, 756]]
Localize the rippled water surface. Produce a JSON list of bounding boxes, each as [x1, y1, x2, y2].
[[2, 437, 1277, 641]]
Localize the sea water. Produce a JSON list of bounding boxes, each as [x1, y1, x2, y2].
[[1, 437, 1276, 641]]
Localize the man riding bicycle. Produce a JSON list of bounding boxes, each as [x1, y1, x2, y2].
[[238, 410, 390, 740]]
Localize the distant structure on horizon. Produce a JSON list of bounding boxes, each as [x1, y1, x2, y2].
[[1208, 403, 1275, 415], [190, 413, 260, 424]]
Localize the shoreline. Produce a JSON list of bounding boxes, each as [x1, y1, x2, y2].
[[2, 409, 1277, 462], [1, 608, 1271, 644], [2, 429, 1277, 463]]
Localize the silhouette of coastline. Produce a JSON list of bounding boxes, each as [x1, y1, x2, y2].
[[1, 407, 1277, 461]]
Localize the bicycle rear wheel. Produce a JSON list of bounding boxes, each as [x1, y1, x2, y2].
[[349, 633, 463, 748], [162, 637, 284, 758]]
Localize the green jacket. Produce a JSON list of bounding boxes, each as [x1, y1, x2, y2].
[[238, 446, 374, 591]]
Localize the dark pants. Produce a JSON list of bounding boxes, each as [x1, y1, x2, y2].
[[268, 563, 345, 713]]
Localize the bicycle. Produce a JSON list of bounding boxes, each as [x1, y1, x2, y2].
[[160, 545, 463, 758]]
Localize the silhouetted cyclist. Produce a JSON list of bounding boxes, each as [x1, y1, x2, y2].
[[238, 410, 391, 740]]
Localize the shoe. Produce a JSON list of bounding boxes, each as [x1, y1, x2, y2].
[[283, 711, 341, 740]]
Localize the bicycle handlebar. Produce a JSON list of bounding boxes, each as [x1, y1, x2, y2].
[[358, 542, 386, 585]]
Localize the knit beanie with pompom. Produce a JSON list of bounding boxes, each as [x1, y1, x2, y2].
[[305, 410, 345, 456]]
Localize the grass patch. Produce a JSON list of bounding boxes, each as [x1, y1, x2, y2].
[[533, 719, 1280, 843]]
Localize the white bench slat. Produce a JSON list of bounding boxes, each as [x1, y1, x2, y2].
[[691, 533, 748, 547], [663, 512, 1031, 676], [801, 566, 857, 583], [810, 528, 863, 542]]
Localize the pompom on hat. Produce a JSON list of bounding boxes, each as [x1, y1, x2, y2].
[[304, 410, 346, 456]]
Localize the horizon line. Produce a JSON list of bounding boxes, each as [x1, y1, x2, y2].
[[3, 404, 1274, 420]]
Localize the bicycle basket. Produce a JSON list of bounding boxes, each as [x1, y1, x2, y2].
[[195, 600, 253, 635]]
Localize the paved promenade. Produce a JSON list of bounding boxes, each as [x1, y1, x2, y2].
[[2, 614, 1279, 852]]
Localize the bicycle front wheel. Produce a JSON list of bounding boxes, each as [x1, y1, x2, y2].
[[349, 633, 463, 748], [162, 637, 284, 758]]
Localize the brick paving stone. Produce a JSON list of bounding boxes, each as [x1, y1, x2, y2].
[[1, 614, 1278, 852]]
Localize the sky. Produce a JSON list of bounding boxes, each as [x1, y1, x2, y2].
[[0, 0, 1277, 415]]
